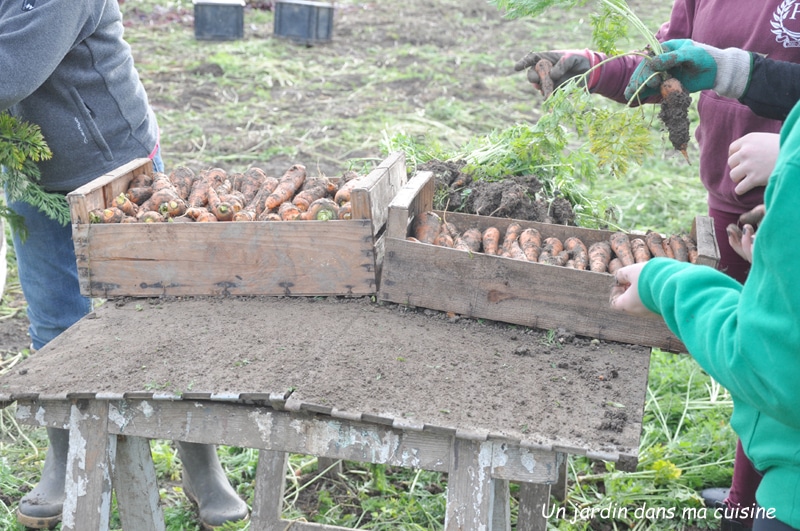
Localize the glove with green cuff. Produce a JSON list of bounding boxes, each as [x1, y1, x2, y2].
[[624, 39, 753, 102]]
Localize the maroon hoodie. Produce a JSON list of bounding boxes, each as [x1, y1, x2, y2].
[[593, 0, 800, 215]]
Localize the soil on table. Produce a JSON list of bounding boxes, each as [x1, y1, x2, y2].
[[0, 296, 651, 467]]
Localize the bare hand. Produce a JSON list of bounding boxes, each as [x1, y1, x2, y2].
[[726, 223, 756, 263], [728, 132, 779, 195], [609, 263, 653, 316]]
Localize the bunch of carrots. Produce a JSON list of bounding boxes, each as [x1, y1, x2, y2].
[[409, 211, 698, 274], [89, 164, 364, 223]]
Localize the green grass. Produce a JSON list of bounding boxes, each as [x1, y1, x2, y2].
[[0, 0, 733, 529]]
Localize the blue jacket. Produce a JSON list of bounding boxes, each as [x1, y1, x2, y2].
[[0, 0, 159, 191]]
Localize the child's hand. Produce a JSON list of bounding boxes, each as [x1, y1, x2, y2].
[[728, 133, 779, 195], [609, 263, 653, 316]]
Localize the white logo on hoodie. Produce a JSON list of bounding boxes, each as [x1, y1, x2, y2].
[[772, 0, 800, 47]]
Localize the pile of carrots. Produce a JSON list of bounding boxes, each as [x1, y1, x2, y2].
[[89, 164, 364, 223], [410, 211, 698, 274]]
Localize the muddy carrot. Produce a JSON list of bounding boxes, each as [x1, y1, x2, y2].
[[588, 241, 612, 273], [661, 238, 675, 259], [412, 211, 442, 244], [519, 228, 542, 262], [337, 202, 352, 220], [334, 171, 363, 206], [293, 178, 332, 212], [125, 186, 154, 206], [542, 236, 563, 256], [609, 232, 635, 267], [681, 233, 699, 264], [278, 201, 302, 221], [454, 228, 482, 253], [264, 164, 307, 213], [194, 210, 218, 222], [187, 177, 211, 209], [659, 77, 692, 162], [302, 197, 339, 221], [110, 193, 138, 217], [668, 235, 689, 262], [630, 237, 651, 264], [481, 227, 501, 255], [608, 257, 623, 274], [645, 231, 667, 258], [89, 207, 125, 223], [535, 58, 555, 99], [564, 236, 588, 270], [128, 172, 153, 189], [234, 167, 268, 206], [207, 185, 234, 221], [168, 166, 196, 200], [501, 222, 523, 254], [137, 188, 181, 215], [139, 210, 166, 223]]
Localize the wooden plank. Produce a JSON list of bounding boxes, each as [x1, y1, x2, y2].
[[67, 158, 153, 224], [350, 150, 407, 233], [516, 482, 551, 531], [386, 171, 434, 240], [113, 435, 165, 531], [444, 438, 495, 530], [73, 220, 376, 297], [692, 215, 719, 267], [62, 400, 115, 531], [380, 237, 688, 353], [251, 450, 288, 529], [14, 399, 71, 429]]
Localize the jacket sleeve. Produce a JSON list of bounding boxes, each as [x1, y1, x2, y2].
[[0, 0, 97, 110], [739, 54, 800, 121]]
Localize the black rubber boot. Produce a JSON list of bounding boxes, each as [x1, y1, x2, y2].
[[177, 441, 250, 530], [16, 427, 68, 529]]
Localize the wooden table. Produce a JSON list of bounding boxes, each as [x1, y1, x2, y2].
[[0, 296, 652, 530]]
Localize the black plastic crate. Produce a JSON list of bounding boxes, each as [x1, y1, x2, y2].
[[194, 0, 245, 41], [274, 0, 334, 45]]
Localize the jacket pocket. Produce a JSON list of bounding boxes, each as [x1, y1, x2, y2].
[[68, 87, 113, 162]]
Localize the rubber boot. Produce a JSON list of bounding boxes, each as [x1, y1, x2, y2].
[[16, 427, 68, 529], [177, 441, 250, 530]]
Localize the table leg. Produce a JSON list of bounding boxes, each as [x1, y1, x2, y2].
[[445, 438, 497, 530], [252, 449, 289, 529], [114, 435, 165, 531], [62, 399, 115, 531]]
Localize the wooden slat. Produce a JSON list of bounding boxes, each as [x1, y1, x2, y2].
[[386, 171, 434, 240], [73, 220, 375, 297], [114, 435, 165, 531], [380, 237, 687, 353]]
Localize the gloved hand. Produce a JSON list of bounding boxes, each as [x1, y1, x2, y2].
[[624, 39, 752, 102], [514, 49, 602, 95]]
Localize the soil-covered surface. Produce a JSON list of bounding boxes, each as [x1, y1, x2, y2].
[[0, 296, 651, 467]]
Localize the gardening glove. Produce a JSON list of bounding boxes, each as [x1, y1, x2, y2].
[[514, 49, 603, 95], [624, 39, 752, 101]]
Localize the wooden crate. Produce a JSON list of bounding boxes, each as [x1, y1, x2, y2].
[[378, 171, 720, 353], [66, 152, 407, 298]]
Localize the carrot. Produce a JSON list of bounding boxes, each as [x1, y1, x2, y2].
[[668, 235, 689, 262], [125, 186, 154, 206], [120, 216, 138, 224], [293, 177, 333, 212], [137, 188, 181, 216], [337, 202, 352, 220], [454, 228, 482, 253], [262, 212, 282, 222], [232, 209, 257, 222], [501, 222, 523, 255], [151, 172, 175, 192], [542, 236, 563, 256], [588, 241, 612, 273], [185, 206, 211, 221], [541, 250, 569, 267], [128, 172, 153, 189], [200, 168, 229, 190], [219, 190, 246, 212], [659, 76, 692, 162], [302, 197, 339, 221], [89, 207, 125, 224], [139, 211, 165, 223], [264, 164, 307, 213], [608, 257, 623, 274], [194, 210, 218, 222], [680, 233, 699, 264], [206, 185, 234, 221], [481, 227, 501, 255], [186, 177, 211, 209], [564, 236, 588, 270], [412, 211, 442, 244], [234, 167, 268, 206], [609, 232, 634, 267], [168, 166, 196, 200], [235, 175, 280, 221], [110, 193, 138, 217], [535, 58, 555, 99], [158, 198, 188, 218], [434, 229, 454, 248], [278, 201, 302, 221], [644, 231, 667, 258], [630, 237, 651, 264], [661, 238, 675, 259], [334, 171, 363, 206], [519, 228, 542, 262]]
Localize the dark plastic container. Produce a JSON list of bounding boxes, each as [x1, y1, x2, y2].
[[273, 0, 334, 45], [193, 0, 245, 41]]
